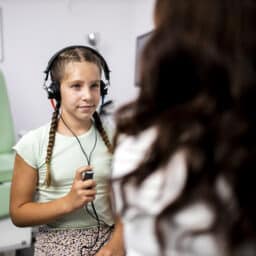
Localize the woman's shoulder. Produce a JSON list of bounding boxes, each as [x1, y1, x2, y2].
[[112, 127, 158, 177], [116, 127, 157, 154]]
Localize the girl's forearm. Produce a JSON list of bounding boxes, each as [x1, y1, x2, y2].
[[10, 195, 72, 227]]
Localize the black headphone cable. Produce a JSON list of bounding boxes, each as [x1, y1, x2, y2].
[[59, 115, 113, 254]]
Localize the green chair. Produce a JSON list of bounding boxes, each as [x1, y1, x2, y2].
[[0, 72, 32, 253], [0, 70, 15, 218]]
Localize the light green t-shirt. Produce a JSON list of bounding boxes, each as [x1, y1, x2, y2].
[[13, 121, 114, 229]]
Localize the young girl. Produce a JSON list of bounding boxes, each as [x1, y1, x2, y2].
[[10, 46, 124, 256]]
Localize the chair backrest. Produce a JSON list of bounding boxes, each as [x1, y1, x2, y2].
[[0, 70, 15, 153]]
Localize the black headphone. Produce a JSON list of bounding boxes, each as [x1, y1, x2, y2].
[[43, 45, 111, 103]]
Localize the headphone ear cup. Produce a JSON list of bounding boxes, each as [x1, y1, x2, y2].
[[100, 80, 108, 96], [48, 81, 61, 102]]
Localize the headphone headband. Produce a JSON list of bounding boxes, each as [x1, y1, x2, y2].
[[44, 45, 111, 82], [43, 45, 111, 103]]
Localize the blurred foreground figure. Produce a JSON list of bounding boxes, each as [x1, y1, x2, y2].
[[112, 0, 256, 255]]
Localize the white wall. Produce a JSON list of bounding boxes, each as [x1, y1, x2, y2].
[[0, 0, 155, 139]]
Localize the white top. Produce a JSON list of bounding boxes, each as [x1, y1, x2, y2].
[[13, 122, 114, 229], [112, 127, 223, 256]]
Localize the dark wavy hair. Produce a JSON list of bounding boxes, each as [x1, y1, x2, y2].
[[114, 0, 256, 254]]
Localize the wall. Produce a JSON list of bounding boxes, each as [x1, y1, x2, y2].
[[0, 0, 155, 138]]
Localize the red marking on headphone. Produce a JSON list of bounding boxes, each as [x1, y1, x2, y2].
[[50, 99, 56, 109]]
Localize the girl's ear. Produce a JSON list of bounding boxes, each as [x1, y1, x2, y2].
[[47, 81, 61, 102]]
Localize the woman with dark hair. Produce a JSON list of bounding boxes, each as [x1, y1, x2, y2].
[[112, 0, 256, 255]]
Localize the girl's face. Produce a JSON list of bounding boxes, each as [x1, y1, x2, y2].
[[60, 61, 101, 123]]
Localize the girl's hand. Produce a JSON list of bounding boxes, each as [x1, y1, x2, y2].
[[96, 217, 125, 256], [64, 166, 96, 212], [96, 245, 125, 256]]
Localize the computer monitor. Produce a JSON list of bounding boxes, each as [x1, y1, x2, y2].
[[134, 31, 153, 86]]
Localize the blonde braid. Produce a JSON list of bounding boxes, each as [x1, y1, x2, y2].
[[93, 112, 113, 154], [44, 103, 60, 186]]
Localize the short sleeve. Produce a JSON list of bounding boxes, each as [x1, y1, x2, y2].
[[13, 130, 40, 169]]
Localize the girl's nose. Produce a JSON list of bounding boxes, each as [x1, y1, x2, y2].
[[81, 87, 92, 100]]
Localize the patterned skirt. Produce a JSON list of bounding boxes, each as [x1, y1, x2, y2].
[[34, 224, 114, 256]]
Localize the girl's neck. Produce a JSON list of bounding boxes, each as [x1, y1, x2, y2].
[[57, 114, 92, 136]]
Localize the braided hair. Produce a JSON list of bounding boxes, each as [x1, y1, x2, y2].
[[44, 102, 60, 186], [93, 111, 113, 154]]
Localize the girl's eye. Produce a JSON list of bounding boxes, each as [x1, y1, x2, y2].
[[91, 82, 100, 89], [71, 84, 81, 89]]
